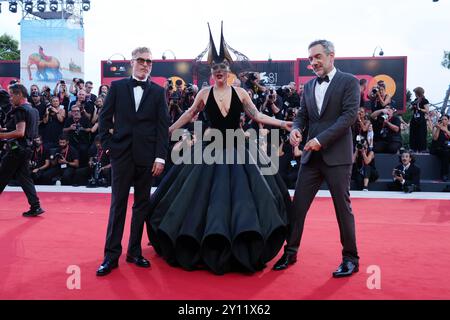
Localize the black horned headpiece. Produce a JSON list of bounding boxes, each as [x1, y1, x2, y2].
[[195, 21, 250, 66]]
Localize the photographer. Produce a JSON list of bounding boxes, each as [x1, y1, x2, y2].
[[260, 87, 283, 120], [90, 96, 104, 126], [388, 150, 421, 193], [28, 84, 40, 103], [40, 86, 52, 105], [351, 136, 378, 191], [371, 106, 402, 153], [352, 107, 370, 147], [53, 80, 70, 110], [41, 96, 66, 149], [368, 80, 391, 112], [84, 81, 97, 104], [430, 115, 450, 181], [74, 136, 111, 187], [0, 89, 13, 130], [243, 72, 267, 108], [0, 84, 44, 217], [277, 85, 300, 113], [279, 134, 302, 189], [168, 92, 183, 126], [68, 89, 94, 120], [98, 84, 110, 99], [30, 135, 50, 185], [69, 78, 85, 97], [359, 79, 368, 108], [41, 134, 79, 185], [409, 87, 430, 153], [29, 91, 47, 125], [63, 105, 92, 167], [181, 83, 198, 111]]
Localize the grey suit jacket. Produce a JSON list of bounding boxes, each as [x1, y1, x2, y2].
[[293, 69, 359, 166]]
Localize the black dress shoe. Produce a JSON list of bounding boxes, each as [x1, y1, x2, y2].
[[96, 260, 118, 276], [272, 253, 297, 271], [126, 255, 151, 268], [332, 260, 359, 278], [22, 207, 45, 217]]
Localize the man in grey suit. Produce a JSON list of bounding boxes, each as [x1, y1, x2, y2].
[[273, 40, 360, 277]]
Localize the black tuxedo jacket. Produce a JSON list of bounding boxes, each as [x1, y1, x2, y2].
[[293, 70, 360, 166], [395, 163, 421, 188], [98, 77, 169, 166]]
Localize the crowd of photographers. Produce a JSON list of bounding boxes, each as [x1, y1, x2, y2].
[[1, 75, 449, 191], [1, 78, 110, 188]]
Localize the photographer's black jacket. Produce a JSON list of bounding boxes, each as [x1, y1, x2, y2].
[[9, 103, 39, 147], [395, 163, 421, 188]]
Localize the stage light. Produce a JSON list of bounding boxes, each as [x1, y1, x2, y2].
[[24, 0, 33, 13], [107, 53, 126, 64], [50, 0, 58, 12], [82, 0, 90, 11], [372, 46, 384, 57], [37, 0, 46, 12], [162, 49, 176, 60], [66, 0, 75, 11], [9, 1, 18, 13]]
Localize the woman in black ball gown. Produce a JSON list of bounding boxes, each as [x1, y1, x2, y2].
[[148, 23, 293, 275]]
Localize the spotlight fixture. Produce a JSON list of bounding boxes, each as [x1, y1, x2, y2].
[[82, 0, 90, 11], [372, 46, 384, 57], [50, 0, 58, 12], [66, 0, 75, 11], [9, 1, 18, 13], [37, 0, 46, 12], [24, 0, 33, 13]]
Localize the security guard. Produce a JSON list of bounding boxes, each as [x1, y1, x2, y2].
[[0, 84, 45, 217]]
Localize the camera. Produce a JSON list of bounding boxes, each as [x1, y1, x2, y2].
[[74, 123, 81, 134], [88, 157, 108, 188], [394, 169, 403, 177], [185, 83, 195, 95], [167, 79, 173, 90], [371, 86, 380, 95], [49, 152, 62, 160], [356, 135, 366, 150], [248, 72, 258, 82], [286, 108, 296, 121], [381, 114, 389, 121]]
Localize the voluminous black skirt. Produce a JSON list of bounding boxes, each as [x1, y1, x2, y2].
[[148, 147, 290, 275]]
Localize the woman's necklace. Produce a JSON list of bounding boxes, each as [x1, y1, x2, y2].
[[215, 87, 229, 102]]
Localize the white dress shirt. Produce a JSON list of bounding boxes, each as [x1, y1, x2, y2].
[[132, 76, 165, 165], [314, 67, 337, 114], [313, 67, 337, 146]]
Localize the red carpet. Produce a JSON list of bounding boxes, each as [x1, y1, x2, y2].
[[0, 192, 449, 300]]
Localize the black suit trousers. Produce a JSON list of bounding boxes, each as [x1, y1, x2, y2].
[[285, 152, 359, 263], [0, 147, 40, 209], [104, 149, 153, 261]]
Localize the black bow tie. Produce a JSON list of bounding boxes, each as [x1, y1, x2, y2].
[[132, 79, 147, 89], [317, 75, 330, 84]]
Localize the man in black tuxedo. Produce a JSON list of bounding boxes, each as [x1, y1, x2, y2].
[[96, 47, 169, 276], [388, 150, 421, 192], [273, 40, 360, 277]]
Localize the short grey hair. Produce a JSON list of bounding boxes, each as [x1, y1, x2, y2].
[[308, 40, 335, 55], [131, 47, 152, 59]]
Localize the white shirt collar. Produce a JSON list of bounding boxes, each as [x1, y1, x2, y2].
[[132, 75, 149, 82], [326, 67, 337, 81]]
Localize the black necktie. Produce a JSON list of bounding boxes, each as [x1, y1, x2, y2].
[[317, 75, 330, 84], [132, 78, 147, 89]]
